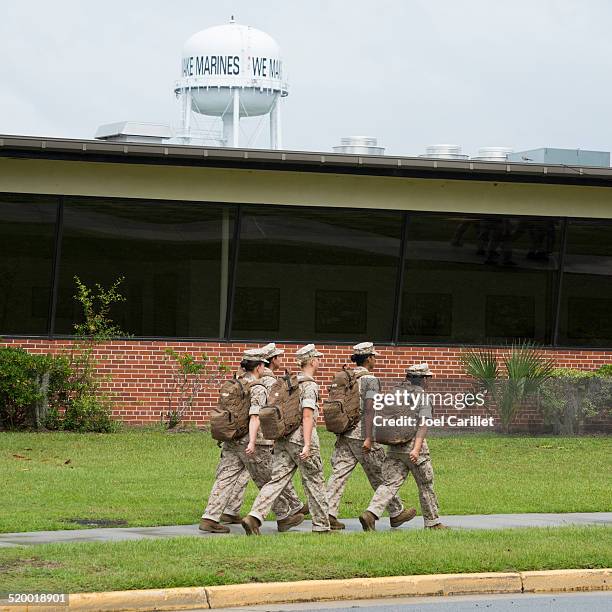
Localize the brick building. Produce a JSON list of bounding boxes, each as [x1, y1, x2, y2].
[[1, 135, 611, 430]]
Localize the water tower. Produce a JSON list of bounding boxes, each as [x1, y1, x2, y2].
[[174, 17, 288, 148]]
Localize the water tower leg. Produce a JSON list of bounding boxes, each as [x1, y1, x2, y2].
[[182, 89, 192, 143], [270, 98, 282, 149], [222, 114, 233, 146], [232, 89, 240, 147]]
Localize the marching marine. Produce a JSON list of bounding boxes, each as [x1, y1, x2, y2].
[[199, 347, 305, 534], [219, 343, 307, 524], [326, 342, 416, 529], [242, 344, 331, 534], [359, 363, 448, 531]]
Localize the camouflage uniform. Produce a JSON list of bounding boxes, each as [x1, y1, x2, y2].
[[366, 383, 442, 527], [248, 373, 330, 531], [219, 367, 303, 520], [202, 370, 302, 522], [326, 366, 404, 519], [221, 467, 250, 519]]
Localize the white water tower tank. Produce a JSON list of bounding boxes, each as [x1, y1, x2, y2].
[[174, 17, 288, 148]]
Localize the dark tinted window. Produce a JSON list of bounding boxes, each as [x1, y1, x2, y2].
[[0, 194, 57, 334], [558, 221, 612, 347], [231, 206, 403, 341], [55, 199, 235, 337], [399, 214, 560, 344]]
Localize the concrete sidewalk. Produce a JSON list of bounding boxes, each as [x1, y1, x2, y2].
[[0, 512, 609, 547]]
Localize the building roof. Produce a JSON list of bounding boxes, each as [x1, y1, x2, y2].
[[2, 134, 612, 187]]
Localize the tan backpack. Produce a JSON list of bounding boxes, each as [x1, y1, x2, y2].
[[374, 381, 420, 445], [322, 366, 368, 434], [210, 376, 265, 442], [259, 373, 312, 440]]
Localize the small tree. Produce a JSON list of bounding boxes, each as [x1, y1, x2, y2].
[[162, 348, 228, 429], [461, 341, 555, 433], [69, 276, 127, 396], [48, 276, 129, 432]]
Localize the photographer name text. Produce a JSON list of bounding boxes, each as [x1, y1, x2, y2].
[[373, 414, 495, 428]]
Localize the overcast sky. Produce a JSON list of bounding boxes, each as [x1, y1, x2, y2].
[[1, 0, 611, 156]]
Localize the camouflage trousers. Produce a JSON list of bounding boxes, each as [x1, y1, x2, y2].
[[202, 441, 303, 522], [249, 439, 330, 532], [221, 468, 251, 519], [367, 439, 441, 527], [326, 436, 404, 519]]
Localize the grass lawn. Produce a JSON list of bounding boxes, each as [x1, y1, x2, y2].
[[1, 430, 611, 533], [0, 526, 610, 593]]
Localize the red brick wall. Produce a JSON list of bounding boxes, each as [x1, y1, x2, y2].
[[2, 339, 611, 432]]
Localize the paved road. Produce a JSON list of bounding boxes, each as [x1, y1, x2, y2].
[[188, 591, 612, 611], [0, 512, 609, 547]]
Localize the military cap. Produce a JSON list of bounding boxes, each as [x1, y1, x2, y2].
[[406, 362, 433, 376], [352, 341, 380, 356], [260, 342, 284, 359], [295, 343, 323, 364], [241, 348, 269, 364]]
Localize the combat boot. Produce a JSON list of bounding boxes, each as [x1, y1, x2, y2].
[[390, 507, 417, 528], [199, 518, 230, 534], [277, 512, 305, 532], [358, 510, 377, 531], [426, 523, 450, 530], [298, 502, 309, 516], [220, 513, 242, 524], [328, 515, 346, 530], [241, 514, 261, 536]]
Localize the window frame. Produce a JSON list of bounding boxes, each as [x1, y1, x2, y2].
[[1, 191, 612, 350]]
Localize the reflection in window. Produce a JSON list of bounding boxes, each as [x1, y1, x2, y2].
[[558, 221, 612, 347], [55, 199, 235, 338], [231, 206, 403, 341], [399, 215, 560, 344], [0, 195, 57, 335]]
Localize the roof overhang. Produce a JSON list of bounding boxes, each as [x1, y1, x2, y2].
[[1, 134, 612, 187]]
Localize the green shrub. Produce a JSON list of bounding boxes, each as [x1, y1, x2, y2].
[[0, 347, 44, 429], [1, 277, 129, 433], [49, 275, 128, 433], [0, 346, 85, 431], [538, 367, 611, 435], [59, 395, 118, 433], [460, 341, 555, 433], [162, 348, 228, 429], [595, 364, 612, 377], [47, 356, 74, 408]]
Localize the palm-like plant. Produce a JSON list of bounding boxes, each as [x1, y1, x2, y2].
[[460, 341, 555, 433]]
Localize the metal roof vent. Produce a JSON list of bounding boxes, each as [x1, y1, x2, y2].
[[95, 122, 173, 144], [333, 136, 385, 155], [472, 146, 513, 162], [420, 144, 468, 160]]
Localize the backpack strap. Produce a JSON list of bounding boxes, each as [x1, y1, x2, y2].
[[343, 368, 366, 388], [247, 381, 267, 393], [296, 375, 314, 394], [244, 378, 266, 387], [231, 377, 247, 398], [341, 368, 368, 393]]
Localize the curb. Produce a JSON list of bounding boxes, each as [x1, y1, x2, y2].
[[1, 568, 609, 611]]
